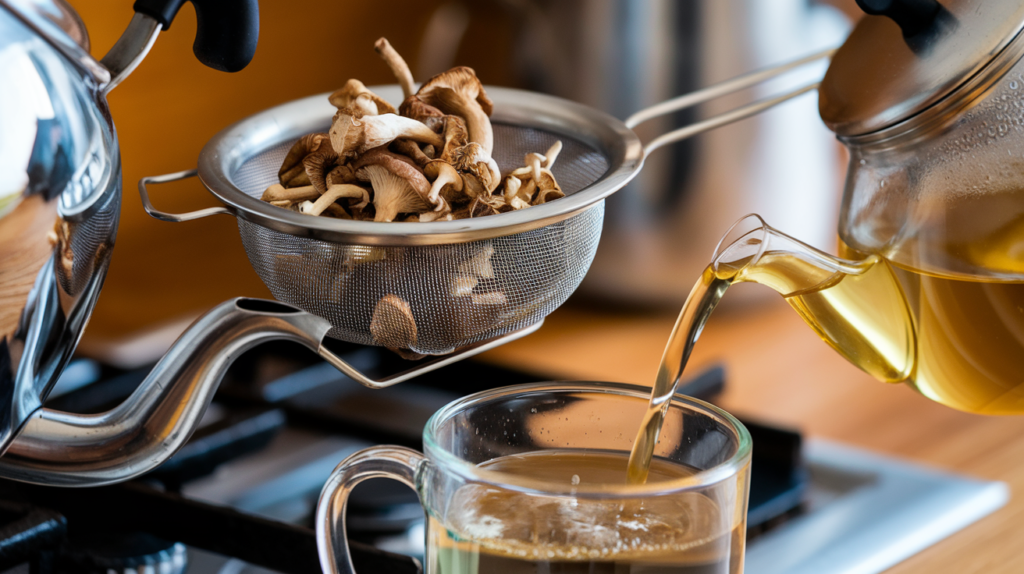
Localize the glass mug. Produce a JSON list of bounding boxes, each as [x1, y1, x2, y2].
[[316, 382, 752, 573]]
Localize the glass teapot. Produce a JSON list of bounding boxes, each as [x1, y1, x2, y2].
[[705, 0, 1024, 415]]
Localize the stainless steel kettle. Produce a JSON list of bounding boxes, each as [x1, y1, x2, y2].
[[0, 0, 370, 487]]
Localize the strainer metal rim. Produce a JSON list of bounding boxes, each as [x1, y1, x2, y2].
[[196, 85, 643, 246]]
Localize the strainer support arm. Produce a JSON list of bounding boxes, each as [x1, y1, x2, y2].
[[317, 320, 544, 389]]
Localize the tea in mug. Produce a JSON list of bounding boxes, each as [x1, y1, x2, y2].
[[428, 450, 745, 574]]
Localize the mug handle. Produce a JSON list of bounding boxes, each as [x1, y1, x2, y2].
[[316, 446, 428, 574]]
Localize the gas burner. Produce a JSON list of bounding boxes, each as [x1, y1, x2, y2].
[[53, 534, 187, 574]]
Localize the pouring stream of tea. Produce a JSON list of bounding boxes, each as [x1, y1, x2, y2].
[[625, 267, 731, 484], [626, 217, 919, 484]]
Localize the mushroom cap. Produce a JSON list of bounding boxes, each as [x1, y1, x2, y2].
[[352, 149, 432, 222], [417, 68, 494, 155], [417, 66, 493, 116], [358, 165, 432, 222], [350, 148, 430, 194], [370, 294, 418, 349], [330, 108, 443, 160], [329, 79, 397, 115], [302, 149, 340, 193], [279, 132, 331, 184], [399, 95, 445, 132], [326, 164, 358, 188]]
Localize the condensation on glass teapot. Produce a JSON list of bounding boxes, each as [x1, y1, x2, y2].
[[820, 0, 1024, 281]]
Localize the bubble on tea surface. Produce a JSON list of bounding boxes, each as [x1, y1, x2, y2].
[[442, 452, 730, 561]]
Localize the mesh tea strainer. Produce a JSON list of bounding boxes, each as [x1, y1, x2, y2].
[[138, 50, 829, 377]]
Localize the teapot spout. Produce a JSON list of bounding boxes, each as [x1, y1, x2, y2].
[[713, 215, 916, 384], [0, 298, 333, 487]]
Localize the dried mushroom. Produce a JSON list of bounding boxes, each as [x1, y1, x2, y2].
[[399, 96, 445, 132], [328, 79, 396, 115], [423, 160, 463, 205], [448, 142, 501, 197], [416, 67, 494, 155], [502, 141, 566, 208], [279, 133, 331, 187], [352, 149, 433, 222], [330, 107, 442, 161], [262, 183, 319, 203], [261, 37, 565, 224], [370, 294, 418, 349], [447, 245, 506, 305], [390, 138, 432, 168], [300, 184, 369, 216], [302, 149, 340, 193], [374, 38, 415, 100]]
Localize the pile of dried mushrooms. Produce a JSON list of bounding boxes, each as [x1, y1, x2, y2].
[[263, 38, 565, 222]]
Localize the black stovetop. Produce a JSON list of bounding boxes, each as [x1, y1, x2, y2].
[[0, 341, 806, 573]]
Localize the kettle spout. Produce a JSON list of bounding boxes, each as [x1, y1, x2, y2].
[[713, 214, 916, 384], [0, 298, 333, 487]]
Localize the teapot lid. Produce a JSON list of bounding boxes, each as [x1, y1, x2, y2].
[[820, 0, 1024, 138]]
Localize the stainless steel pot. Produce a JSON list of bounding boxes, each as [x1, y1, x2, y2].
[[419, 0, 850, 307]]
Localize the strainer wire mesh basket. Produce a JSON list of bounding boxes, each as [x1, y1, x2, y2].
[[141, 86, 642, 355]]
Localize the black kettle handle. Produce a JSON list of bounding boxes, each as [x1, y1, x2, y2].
[[132, 0, 259, 72], [856, 0, 940, 37]]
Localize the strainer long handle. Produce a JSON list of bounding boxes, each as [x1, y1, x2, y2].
[[626, 47, 835, 159], [138, 169, 231, 222]]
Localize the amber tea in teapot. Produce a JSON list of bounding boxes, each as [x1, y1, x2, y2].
[[627, 214, 1024, 484]]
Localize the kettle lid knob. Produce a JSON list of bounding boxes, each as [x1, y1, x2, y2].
[[820, 0, 1024, 138]]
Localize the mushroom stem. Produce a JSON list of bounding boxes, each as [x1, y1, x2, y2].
[[301, 184, 370, 216], [525, 152, 545, 183], [390, 139, 431, 167], [374, 38, 415, 99], [424, 161, 463, 205], [544, 140, 563, 168], [262, 184, 319, 202]]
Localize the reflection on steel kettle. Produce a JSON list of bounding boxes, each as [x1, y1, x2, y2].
[[506, 0, 850, 306], [0, 0, 265, 485]]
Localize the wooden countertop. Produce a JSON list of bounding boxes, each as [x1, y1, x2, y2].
[[481, 295, 1024, 573]]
